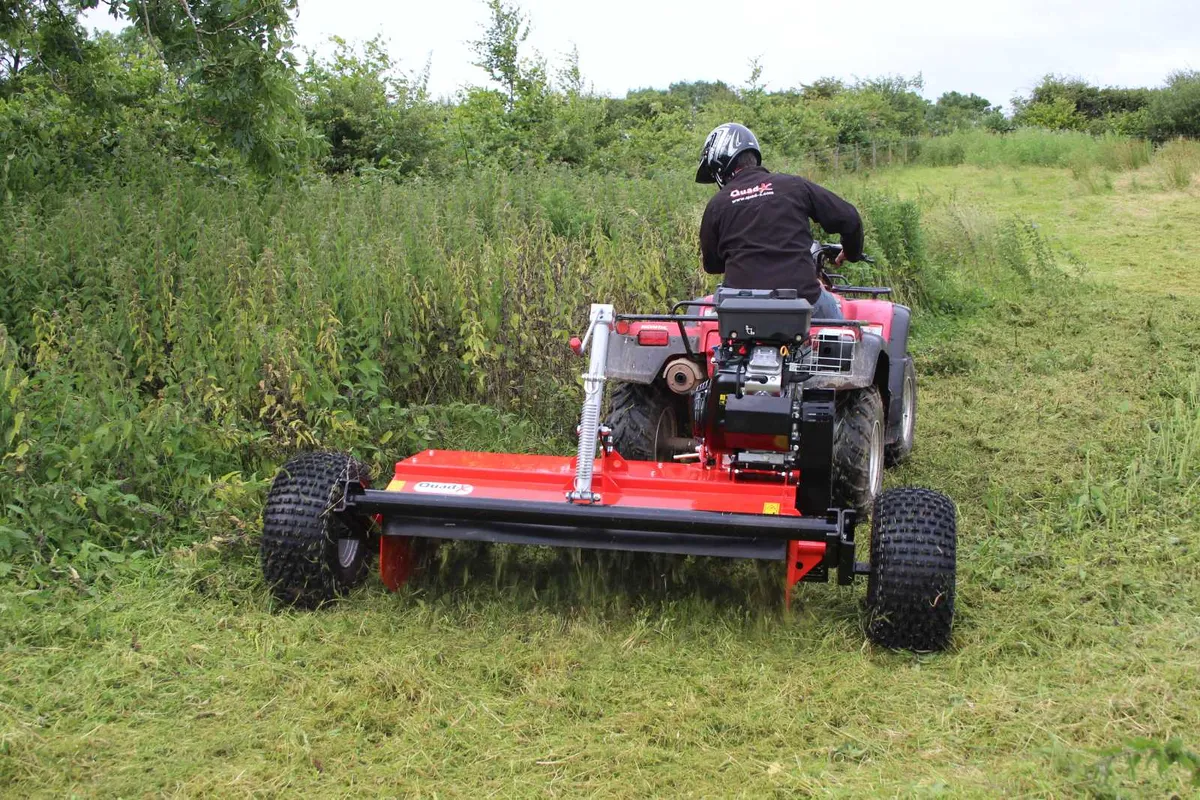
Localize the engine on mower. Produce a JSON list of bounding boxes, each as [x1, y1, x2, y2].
[[688, 288, 841, 514]]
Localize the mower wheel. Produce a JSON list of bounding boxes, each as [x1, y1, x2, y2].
[[609, 382, 690, 462], [866, 487, 956, 651], [261, 451, 374, 607], [832, 387, 885, 515], [885, 360, 917, 466]]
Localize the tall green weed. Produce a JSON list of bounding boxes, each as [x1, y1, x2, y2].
[[1153, 138, 1200, 189], [916, 129, 1152, 171]]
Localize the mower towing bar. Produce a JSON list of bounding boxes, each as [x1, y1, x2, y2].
[[337, 482, 860, 582]]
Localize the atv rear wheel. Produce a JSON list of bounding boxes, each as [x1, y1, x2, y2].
[[832, 387, 885, 515], [609, 382, 691, 462], [885, 360, 917, 466], [866, 487, 957, 651], [261, 451, 374, 607]]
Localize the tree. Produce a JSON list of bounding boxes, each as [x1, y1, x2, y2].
[[1, 0, 95, 94], [936, 91, 993, 114], [665, 80, 736, 110], [801, 77, 844, 100], [1013, 96, 1085, 130], [929, 91, 999, 134], [844, 74, 930, 140], [302, 37, 443, 176], [557, 43, 582, 96], [1013, 75, 1152, 127], [1147, 70, 1200, 138], [112, 0, 311, 174], [743, 55, 765, 98], [469, 0, 528, 106]]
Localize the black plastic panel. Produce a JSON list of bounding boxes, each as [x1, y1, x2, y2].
[[716, 289, 813, 343]]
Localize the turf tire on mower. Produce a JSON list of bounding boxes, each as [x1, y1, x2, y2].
[[885, 360, 917, 466], [261, 452, 373, 607], [832, 387, 885, 515], [866, 487, 957, 651], [609, 382, 690, 462]]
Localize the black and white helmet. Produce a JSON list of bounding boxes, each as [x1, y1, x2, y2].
[[695, 123, 761, 187]]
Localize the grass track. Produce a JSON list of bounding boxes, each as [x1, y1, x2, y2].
[[2, 165, 1199, 796]]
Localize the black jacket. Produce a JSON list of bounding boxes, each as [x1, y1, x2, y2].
[[699, 166, 864, 303]]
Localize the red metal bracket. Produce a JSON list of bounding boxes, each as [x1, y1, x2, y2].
[[785, 540, 826, 606], [380, 536, 416, 592]]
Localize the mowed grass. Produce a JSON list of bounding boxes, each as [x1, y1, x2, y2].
[[862, 161, 1200, 296], [2, 167, 1200, 796]]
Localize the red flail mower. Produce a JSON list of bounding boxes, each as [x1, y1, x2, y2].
[[261, 245, 957, 651]]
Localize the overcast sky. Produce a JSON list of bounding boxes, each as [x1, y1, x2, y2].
[[84, 0, 1198, 110]]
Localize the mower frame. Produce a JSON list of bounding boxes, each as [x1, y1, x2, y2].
[[338, 482, 861, 583]]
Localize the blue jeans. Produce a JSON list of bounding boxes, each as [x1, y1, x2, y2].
[[811, 289, 843, 320]]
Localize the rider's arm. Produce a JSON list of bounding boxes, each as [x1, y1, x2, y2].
[[806, 181, 864, 262], [699, 198, 725, 274]]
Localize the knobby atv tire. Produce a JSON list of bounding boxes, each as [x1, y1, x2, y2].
[[885, 360, 917, 466], [832, 387, 885, 515], [609, 382, 688, 462], [866, 487, 957, 651], [261, 452, 373, 608]]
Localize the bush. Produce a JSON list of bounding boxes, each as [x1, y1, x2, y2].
[[301, 38, 447, 177], [1014, 98, 1086, 131], [1147, 71, 1200, 139]]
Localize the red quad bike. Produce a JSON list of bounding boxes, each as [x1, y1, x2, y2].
[[261, 243, 957, 651]]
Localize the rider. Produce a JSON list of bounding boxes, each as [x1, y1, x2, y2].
[[696, 123, 863, 319]]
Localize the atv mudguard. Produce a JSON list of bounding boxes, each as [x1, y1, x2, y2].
[[604, 330, 699, 384], [882, 306, 912, 446]]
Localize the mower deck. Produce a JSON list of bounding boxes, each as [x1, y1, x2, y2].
[[390, 449, 802, 514], [338, 449, 856, 591]]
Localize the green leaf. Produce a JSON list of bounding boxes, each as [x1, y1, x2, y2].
[[6, 411, 23, 446]]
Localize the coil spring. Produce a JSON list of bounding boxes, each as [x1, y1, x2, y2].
[[573, 378, 602, 494]]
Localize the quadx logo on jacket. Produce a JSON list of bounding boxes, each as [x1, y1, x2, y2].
[[729, 182, 774, 204]]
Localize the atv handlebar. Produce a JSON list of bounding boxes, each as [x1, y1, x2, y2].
[[814, 242, 882, 295], [815, 242, 875, 265]]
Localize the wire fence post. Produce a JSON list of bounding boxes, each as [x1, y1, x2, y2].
[[872, 141, 877, 170], [834, 145, 839, 171]]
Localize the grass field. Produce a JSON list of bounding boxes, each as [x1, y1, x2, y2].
[[2, 163, 1199, 796]]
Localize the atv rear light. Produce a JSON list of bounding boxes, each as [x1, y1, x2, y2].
[[861, 324, 884, 338], [637, 328, 670, 346]]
